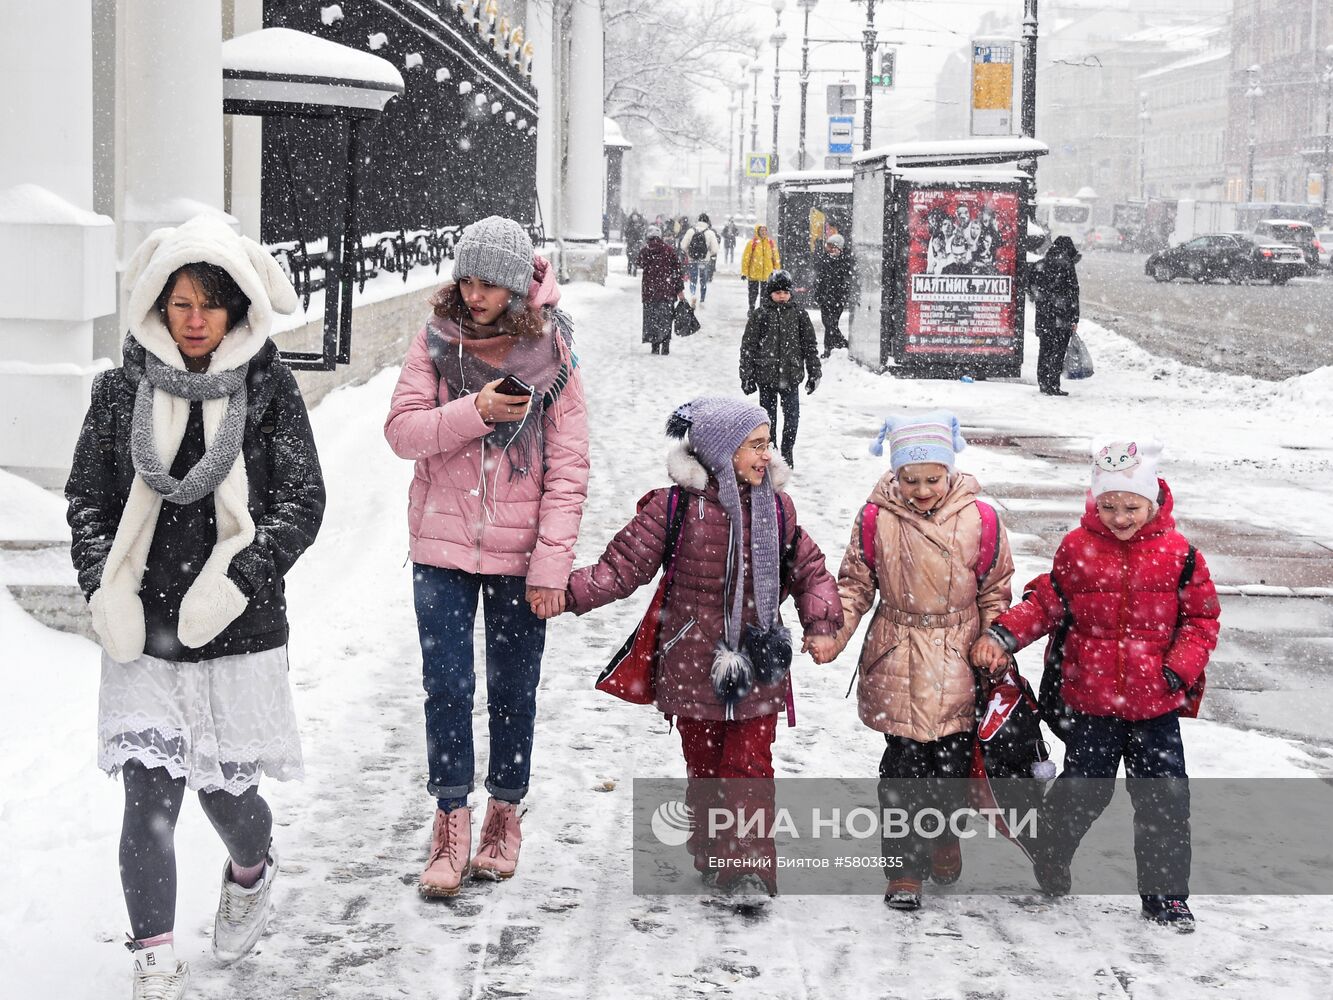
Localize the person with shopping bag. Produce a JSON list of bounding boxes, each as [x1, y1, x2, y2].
[[1031, 235, 1082, 396]]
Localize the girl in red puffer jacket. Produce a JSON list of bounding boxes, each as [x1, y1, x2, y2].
[[566, 397, 842, 898], [972, 436, 1220, 932]]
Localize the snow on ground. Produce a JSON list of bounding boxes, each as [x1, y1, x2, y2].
[[3, 263, 1333, 999]]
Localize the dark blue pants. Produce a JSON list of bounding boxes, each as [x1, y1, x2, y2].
[[413, 564, 547, 804], [688, 260, 710, 300], [1037, 711, 1191, 897]]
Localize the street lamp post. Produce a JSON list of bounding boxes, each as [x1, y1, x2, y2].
[[737, 57, 751, 216], [1138, 94, 1150, 199], [796, 0, 818, 171], [853, 0, 879, 152], [1322, 45, 1333, 216], [727, 88, 740, 216], [750, 60, 763, 214], [770, 0, 787, 175], [1245, 64, 1262, 203]]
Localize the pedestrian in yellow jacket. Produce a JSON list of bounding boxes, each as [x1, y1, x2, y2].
[[741, 225, 781, 314]]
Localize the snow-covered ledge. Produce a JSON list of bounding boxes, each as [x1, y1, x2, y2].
[[0, 184, 116, 486]]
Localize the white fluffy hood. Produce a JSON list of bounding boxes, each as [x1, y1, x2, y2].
[[122, 213, 299, 373], [666, 440, 790, 493]]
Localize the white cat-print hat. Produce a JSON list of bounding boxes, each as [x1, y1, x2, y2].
[[1090, 436, 1163, 503]]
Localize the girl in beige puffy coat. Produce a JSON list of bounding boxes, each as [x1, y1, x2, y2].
[[808, 412, 1013, 911]]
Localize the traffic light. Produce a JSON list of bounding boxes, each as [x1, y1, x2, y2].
[[873, 48, 895, 89]]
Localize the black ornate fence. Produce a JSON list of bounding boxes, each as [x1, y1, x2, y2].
[[261, 0, 542, 305]]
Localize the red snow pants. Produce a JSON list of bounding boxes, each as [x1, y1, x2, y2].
[[676, 713, 778, 892]]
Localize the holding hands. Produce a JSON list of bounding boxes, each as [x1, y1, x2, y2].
[[527, 586, 566, 620], [969, 633, 1009, 677], [803, 634, 839, 665]]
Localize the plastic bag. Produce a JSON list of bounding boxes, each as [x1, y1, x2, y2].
[[1064, 331, 1094, 379]]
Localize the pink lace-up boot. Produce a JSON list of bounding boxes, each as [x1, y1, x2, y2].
[[470, 799, 522, 880], [419, 807, 471, 898]]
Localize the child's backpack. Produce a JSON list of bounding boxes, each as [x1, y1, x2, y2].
[[687, 228, 710, 261], [858, 499, 1000, 583]]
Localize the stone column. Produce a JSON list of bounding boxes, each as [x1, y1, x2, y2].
[[0, 0, 116, 485], [561, 0, 607, 280], [120, 0, 232, 258]]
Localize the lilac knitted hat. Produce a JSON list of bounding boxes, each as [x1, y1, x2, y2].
[[666, 397, 781, 713]]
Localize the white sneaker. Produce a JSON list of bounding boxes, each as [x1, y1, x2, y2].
[[212, 847, 278, 964], [131, 944, 189, 1000]]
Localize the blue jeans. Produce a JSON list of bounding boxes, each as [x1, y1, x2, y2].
[[1037, 711, 1191, 897], [688, 260, 710, 300], [413, 564, 547, 804]]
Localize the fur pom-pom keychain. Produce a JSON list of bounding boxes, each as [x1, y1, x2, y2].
[[711, 642, 754, 718]]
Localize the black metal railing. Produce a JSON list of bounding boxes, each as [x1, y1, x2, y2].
[[269, 216, 546, 323]]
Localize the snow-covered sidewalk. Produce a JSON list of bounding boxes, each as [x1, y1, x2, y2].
[[3, 266, 1332, 998]]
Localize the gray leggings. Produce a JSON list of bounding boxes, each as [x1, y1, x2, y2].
[[120, 760, 272, 939]]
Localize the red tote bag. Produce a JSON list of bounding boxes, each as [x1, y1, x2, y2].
[[594, 488, 687, 705]]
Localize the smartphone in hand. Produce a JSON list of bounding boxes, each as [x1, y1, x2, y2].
[[493, 374, 534, 397]]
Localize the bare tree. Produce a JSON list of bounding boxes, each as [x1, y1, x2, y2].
[[603, 0, 758, 150]]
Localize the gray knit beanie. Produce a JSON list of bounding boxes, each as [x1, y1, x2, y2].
[[452, 215, 535, 297]]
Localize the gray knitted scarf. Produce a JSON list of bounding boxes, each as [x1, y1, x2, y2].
[[128, 347, 248, 505]]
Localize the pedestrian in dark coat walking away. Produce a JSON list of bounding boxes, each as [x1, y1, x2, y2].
[[565, 398, 843, 898], [972, 436, 1220, 932], [66, 214, 325, 998], [623, 210, 646, 275], [739, 270, 821, 467], [814, 234, 854, 357], [636, 226, 686, 354], [722, 217, 740, 264], [1032, 235, 1081, 396]]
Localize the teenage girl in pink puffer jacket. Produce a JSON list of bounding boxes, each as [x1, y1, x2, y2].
[[384, 217, 589, 899]]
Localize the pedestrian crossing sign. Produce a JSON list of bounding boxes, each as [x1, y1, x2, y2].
[[745, 154, 771, 178]]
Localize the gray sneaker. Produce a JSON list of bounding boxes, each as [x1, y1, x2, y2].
[[212, 847, 278, 963]]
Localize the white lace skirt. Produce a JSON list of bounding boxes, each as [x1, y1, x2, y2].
[[98, 646, 304, 796]]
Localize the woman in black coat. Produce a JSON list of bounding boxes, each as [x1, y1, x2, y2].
[[1032, 235, 1081, 396], [65, 214, 324, 994]]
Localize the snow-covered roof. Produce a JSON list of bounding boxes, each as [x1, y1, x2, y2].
[[0, 184, 112, 227], [854, 136, 1048, 167], [895, 167, 1031, 184], [604, 117, 633, 150], [765, 169, 853, 189], [222, 27, 404, 92], [1138, 46, 1229, 82]]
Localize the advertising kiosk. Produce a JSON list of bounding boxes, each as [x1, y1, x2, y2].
[[765, 170, 853, 308], [848, 138, 1048, 376]]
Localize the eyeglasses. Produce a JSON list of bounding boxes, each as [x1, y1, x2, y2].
[[740, 440, 773, 455]]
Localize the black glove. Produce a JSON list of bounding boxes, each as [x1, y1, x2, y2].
[[1163, 667, 1183, 693], [806, 376, 820, 395], [742, 380, 757, 395]]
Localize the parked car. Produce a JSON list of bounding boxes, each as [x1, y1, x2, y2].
[[1315, 230, 1332, 270], [1253, 219, 1321, 267], [1083, 225, 1125, 251], [1145, 233, 1305, 284]]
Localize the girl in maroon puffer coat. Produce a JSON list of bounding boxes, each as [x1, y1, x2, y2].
[[566, 397, 843, 897], [972, 436, 1220, 932]]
